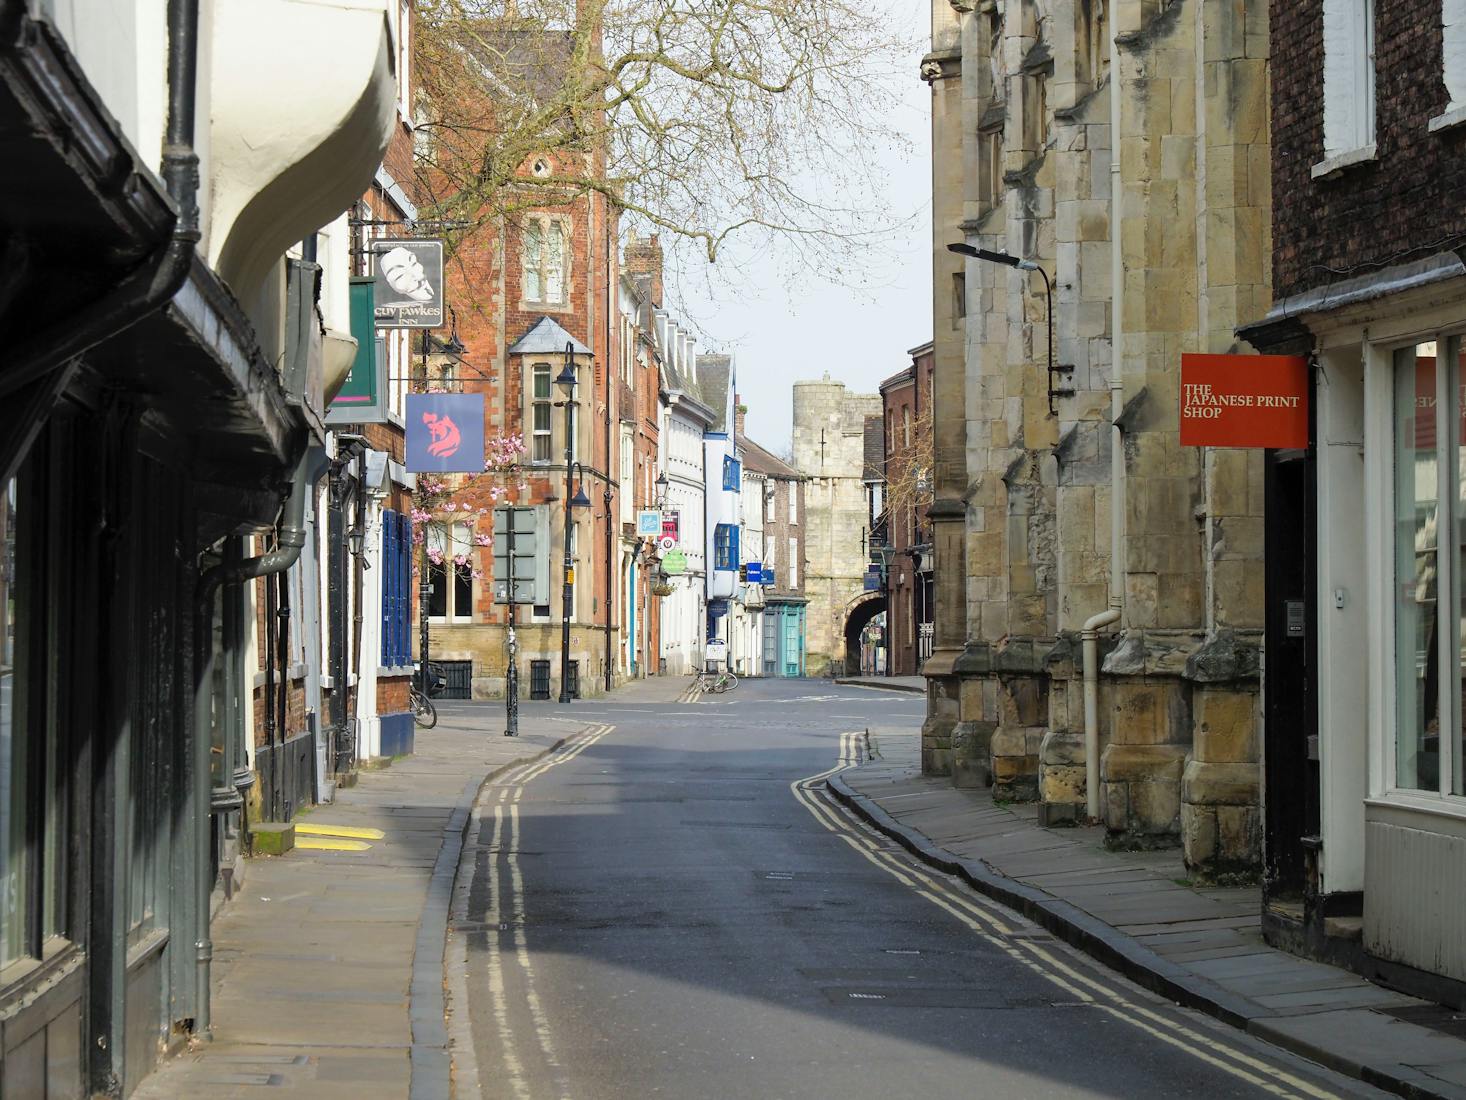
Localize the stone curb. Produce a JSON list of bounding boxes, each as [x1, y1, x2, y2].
[[833, 678, 924, 694], [825, 772, 1455, 1100], [408, 730, 583, 1100]]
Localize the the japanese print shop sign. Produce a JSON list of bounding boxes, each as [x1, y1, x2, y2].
[[1180, 353, 1309, 448], [373, 239, 444, 328]]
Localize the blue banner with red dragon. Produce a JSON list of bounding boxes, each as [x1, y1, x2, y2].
[[405, 393, 485, 473]]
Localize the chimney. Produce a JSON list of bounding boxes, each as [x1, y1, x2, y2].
[[623, 234, 663, 307], [734, 394, 746, 439]]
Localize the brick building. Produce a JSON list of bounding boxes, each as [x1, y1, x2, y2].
[[879, 341, 934, 677], [923, 0, 1273, 872], [1240, 0, 1466, 1001]]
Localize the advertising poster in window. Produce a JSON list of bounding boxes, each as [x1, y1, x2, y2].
[[407, 393, 484, 473], [373, 239, 444, 328]]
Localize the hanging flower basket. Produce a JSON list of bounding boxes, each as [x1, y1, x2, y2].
[[651, 581, 675, 597]]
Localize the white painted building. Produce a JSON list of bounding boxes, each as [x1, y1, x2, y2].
[[656, 313, 712, 675]]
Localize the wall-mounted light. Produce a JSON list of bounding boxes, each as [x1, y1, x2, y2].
[[947, 242, 1073, 415]]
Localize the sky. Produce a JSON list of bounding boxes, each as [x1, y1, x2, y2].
[[672, 0, 933, 454]]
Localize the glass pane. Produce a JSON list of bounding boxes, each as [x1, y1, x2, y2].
[[523, 222, 542, 301], [453, 565, 473, 619], [545, 222, 564, 303], [1, 476, 25, 966], [1395, 343, 1441, 791], [533, 404, 550, 432], [428, 562, 448, 618], [533, 435, 551, 463], [1457, 337, 1466, 795], [533, 366, 551, 400]]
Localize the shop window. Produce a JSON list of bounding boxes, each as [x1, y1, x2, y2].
[[1, 458, 70, 973], [1392, 339, 1466, 796]]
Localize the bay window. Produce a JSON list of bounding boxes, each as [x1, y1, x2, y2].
[[532, 364, 552, 462]]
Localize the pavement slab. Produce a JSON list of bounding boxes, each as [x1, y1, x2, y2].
[[131, 683, 640, 1100]]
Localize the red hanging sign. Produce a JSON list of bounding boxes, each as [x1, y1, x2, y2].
[[1179, 353, 1309, 448]]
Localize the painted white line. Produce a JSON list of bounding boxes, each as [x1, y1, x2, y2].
[[791, 739, 1340, 1100]]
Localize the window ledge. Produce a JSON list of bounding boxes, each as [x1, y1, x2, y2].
[[1429, 104, 1466, 134], [1310, 143, 1378, 180], [1365, 792, 1466, 826]]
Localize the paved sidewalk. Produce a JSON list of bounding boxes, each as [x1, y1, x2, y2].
[[134, 701, 592, 1100], [832, 729, 1466, 1100]]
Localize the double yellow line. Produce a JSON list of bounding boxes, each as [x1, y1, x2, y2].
[[790, 734, 1341, 1100], [478, 722, 616, 1100]]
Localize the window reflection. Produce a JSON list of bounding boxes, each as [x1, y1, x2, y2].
[[1394, 344, 1439, 790]]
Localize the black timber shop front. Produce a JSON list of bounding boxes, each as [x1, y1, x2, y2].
[[0, 8, 313, 1096]]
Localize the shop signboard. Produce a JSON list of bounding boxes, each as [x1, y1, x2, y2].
[[406, 393, 484, 473], [662, 550, 687, 575], [326, 278, 389, 424], [637, 510, 662, 537], [372, 239, 444, 328], [1179, 353, 1309, 448]]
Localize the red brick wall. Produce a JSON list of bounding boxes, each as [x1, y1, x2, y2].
[[1271, 0, 1466, 299]]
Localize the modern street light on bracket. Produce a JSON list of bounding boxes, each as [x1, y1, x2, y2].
[[947, 242, 1074, 415]]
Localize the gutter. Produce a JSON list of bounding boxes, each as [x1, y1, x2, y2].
[[0, 0, 202, 483]]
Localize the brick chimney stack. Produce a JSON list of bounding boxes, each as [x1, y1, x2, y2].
[[734, 394, 745, 438], [623, 234, 663, 307]]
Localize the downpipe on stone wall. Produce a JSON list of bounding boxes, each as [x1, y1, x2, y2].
[[1082, 17, 1129, 825]]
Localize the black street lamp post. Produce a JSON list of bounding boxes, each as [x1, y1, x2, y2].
[[947, 242, 1073, 415], [556, 342, 592, 702]]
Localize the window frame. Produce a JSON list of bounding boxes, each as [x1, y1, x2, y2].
[[531, 363, 553, 464], [1318, 0, 1376, 166], [1380, 330, 1466, 807], [521, 215, 570, 307]]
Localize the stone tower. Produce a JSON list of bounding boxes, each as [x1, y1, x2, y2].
[[792, 374, 882, 675]]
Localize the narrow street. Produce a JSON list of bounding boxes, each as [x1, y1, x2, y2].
[[449, 682, 1376, 1100]]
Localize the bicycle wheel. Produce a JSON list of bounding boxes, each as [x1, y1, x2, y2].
[[412, 691, 438, 729], [722, 672, 738, 691]]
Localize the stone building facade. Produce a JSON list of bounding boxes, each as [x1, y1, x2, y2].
[[924, 0, 1273, 874], [791, 376, 882, 675]]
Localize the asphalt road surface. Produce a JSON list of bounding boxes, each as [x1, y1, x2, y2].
[[450, 680, 1380, 1100]]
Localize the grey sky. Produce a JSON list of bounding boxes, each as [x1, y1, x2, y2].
[[677, 0, 932, 454]]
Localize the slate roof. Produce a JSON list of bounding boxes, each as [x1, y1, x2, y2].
[[863, 414, 884, 481], [696, 354, 732, 432], [507, 315, 592, 356], [738, 434, 800, 479]]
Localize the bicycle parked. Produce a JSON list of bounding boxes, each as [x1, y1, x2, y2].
[[410, 662, 447, 728], [695, 668, 738, 694]]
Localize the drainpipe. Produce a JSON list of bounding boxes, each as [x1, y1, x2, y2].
[[193, 456, 312, 1035], [1081, 17, 1127, 824]]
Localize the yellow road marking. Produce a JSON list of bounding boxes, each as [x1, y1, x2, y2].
[[792, 737, 1342, 1100], [295, 837, 371, 852], [294, 823, 385, 840]]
